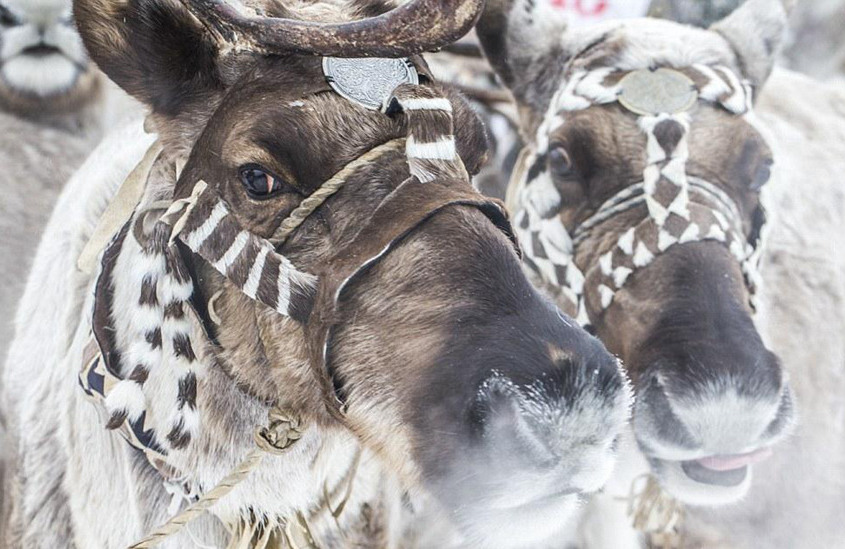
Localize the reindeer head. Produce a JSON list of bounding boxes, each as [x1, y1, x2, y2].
[[479, 0, 796, 506], [75, 0, 632, 543], [0, 0, 99, 115]]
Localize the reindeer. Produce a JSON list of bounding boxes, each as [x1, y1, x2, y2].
[[1, 0, 633, 546], [676, 67, 845, 549], [0, 0, 106, 362], [476, 0, 810, 545], [0, 0, 141, 514]]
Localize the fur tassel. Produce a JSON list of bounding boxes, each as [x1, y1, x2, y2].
[[105, 379, 147, 427]]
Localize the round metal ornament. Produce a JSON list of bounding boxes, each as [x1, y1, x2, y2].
[[323, 57, 419, 110], [618, 68, 698, 116]]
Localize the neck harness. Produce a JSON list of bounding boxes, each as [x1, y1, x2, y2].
[[509, 64, 768, 328], [78, 69, 516, 547]]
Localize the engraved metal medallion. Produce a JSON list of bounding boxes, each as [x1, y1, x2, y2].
[[323, 57, 419, 110], [618, 68, 698, 116]]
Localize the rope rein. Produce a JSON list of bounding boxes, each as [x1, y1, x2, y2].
[[128, 407, 306, 549], [130, 449, 266, 549]]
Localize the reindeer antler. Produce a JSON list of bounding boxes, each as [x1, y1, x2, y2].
[[178, 0, 486, 58]]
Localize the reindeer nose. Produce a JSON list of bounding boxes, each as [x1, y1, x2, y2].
[[471, 380, 560, 467], [633, 372, 796, 461], [469, 359, 630, 497], [412, 300, 631, 545]]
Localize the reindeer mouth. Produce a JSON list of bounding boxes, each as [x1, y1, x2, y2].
[[21, 44, 63, 58], [679, 447, 773, 487]]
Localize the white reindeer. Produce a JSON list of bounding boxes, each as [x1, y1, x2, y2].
[[476, 0, 845, 545]]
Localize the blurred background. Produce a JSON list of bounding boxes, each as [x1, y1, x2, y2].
[[431, 0, 845, 199], [560, 0, 845, 81]]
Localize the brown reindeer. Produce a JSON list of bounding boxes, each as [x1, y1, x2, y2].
[[1, 0, 632, 546], [477, 0, 797, 544]]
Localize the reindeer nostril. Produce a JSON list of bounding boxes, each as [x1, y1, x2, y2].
[[471, 375, 560, 464]]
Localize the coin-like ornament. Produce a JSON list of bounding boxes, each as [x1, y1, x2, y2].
[[323, 57, 419, 110], [618, 68, 698, 116]]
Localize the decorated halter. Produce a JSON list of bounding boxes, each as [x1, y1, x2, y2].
[[510, 64, 768, 327]]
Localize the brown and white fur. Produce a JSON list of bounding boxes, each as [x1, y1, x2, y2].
[[472, 0, 843, 546], [0, 0, 634, 547]]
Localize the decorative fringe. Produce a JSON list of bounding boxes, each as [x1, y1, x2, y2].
[[623, 475, 684, 549], [97, 205, 204, 452]]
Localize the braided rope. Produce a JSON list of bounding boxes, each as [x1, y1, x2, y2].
[[272, 139, 405, 244], [128, 408, 306, 549], [129, 449, 266, 549]]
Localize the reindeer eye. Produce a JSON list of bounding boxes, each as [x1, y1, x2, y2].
[[548, 146, 573, 178], [240, 167, 283, 198]]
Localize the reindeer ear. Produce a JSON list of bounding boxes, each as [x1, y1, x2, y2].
[[74, 0, 222, 115], [448, 91, 491, 176], [476, 0, 568, 115], [710, 0, 792, 91]]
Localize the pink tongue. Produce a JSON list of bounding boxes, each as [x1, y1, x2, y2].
[[696, 447, 773, 471]]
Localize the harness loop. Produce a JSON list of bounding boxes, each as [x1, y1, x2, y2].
[[254, 407, 306, 454]]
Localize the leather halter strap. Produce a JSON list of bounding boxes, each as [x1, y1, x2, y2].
[[304, 174, 518, 420]]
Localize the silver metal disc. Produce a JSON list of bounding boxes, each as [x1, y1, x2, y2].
[[618, 68, 698, 116], [323, 57, 419, 110]]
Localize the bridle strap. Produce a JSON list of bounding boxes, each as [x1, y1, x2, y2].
[[305, 175, 518, 420], [572, 176, 745, 247], [272, 139, 406, 244]]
